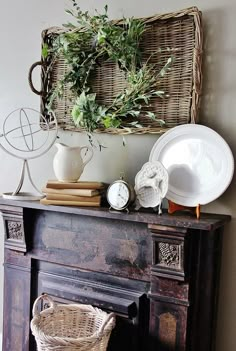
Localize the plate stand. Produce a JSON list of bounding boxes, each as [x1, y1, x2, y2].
[[168, 200, 200, 219]]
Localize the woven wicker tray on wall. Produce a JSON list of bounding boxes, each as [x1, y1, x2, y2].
[[29, 6, 203, 135]]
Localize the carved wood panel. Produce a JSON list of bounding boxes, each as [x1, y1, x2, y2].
[[150, 225, 188, 281], [7, 220, 23, 240], [1, 207, 27, 252], [158, 242, 182, 269]]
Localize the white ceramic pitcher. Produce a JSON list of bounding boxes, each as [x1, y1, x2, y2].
[[53, 143, 93, 182]]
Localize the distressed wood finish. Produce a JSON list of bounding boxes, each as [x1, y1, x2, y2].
[[0, 199, 230, 351]]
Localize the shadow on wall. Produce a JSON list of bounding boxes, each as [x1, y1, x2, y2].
[[200, 7, 236, 213], [200, 8, 225, 128], [199, 7, 236, 351]]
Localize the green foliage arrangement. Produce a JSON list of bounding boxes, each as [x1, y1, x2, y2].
[[44, 0, 174, 133]]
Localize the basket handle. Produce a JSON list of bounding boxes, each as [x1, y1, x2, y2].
[[97, 312, 116, 336], [28, 61, 43, 96], [32, 294, 56, 317]]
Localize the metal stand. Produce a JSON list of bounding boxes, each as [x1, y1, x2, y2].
[[2, 159, 44, 201], [0, 107, 58, 201]]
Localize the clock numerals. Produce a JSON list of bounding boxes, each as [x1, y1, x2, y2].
[[107, 180, 134, 211]]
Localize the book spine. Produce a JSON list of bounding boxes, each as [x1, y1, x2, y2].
[[42, 187, 99, 197], [40, 198, 100, 207], [46, 181, 105, 190], [46, 194, 101, 203]]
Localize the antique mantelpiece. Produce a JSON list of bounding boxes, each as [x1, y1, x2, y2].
[[0, 198, 230, 351]]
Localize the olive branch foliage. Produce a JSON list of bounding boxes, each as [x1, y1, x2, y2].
[[43, 0, 174, 135]]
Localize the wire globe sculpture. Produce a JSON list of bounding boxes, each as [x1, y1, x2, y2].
[[0, 107, 58, 200]]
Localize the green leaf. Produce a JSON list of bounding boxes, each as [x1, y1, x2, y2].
[[129, 121, 143, 128], [42, 43, 48, 59], [159, 68, 166, 77], [72, 106, 84, 126], [65, 9, 74, 16], [98, 106, 107, 117], [112, 118, 121, 128], [46, 2, 174, 139], [103, 116, 112, 128], [87, 93, 96, 102], [63, 22, 77, 29], [153, 90, 165, 98], [129, 110, 140, 117], [146, 111, 156, 120], [76, 91, 86, 105], [156, 119, 165, 126]]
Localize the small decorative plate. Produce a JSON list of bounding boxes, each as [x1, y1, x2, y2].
[[134, 161, 169, 208], [149, 124, 234, 206]]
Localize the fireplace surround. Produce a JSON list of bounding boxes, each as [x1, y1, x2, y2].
[[0, 198, 230, 351]]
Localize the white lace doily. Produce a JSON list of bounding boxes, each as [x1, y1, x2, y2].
[[134, 161, 169, 209]]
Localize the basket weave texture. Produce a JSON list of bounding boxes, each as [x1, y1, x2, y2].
[[30, 6, 203, 135], [30, 294, 116, 351]]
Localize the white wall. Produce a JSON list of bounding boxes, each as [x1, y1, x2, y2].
[[0, 0, 236, 350]]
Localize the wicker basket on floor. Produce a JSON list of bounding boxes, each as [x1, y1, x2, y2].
[[30, 294, 116, 351]]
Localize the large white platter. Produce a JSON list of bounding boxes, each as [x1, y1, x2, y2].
[[149, 124, 234, 206]]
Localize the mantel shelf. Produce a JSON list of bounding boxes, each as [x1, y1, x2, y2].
[[0, 197, 230, 231]]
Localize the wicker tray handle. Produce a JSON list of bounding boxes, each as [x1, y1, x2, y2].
[[28, 61, 43, 96], [32, 294, 55, 317]]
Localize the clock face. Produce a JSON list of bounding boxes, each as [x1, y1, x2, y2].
[[107, 181, 130, 210]]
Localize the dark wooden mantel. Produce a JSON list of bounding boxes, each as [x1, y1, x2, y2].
[[0, 198, 230, 351]]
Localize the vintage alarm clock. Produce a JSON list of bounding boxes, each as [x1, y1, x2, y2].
[[106, 178, 135, 211]]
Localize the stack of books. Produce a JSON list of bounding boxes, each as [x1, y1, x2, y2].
[[40, 180, 106, 207]]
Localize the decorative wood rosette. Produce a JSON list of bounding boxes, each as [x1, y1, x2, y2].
[[0, 206, 26, 252], [149, 224, 189, 281]]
